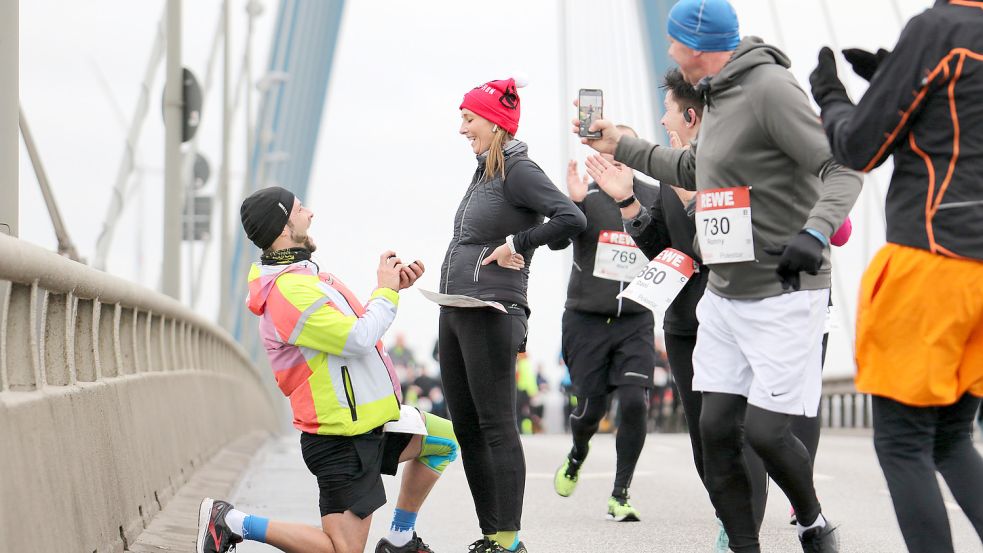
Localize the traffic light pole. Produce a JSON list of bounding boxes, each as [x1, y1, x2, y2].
[[162, 0, 182, 299]]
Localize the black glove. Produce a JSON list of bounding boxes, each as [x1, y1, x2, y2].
[[809, 47, 850, 108], [842, 48, 891, 82], [764, 231, 826, 292]]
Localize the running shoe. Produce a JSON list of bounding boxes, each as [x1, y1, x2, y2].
[[375, 532, 434, 553], [196, 498, 242, 553], [714, 518, 730, 553], [553, 446, 588, 497], [466, 537, 529, 552], [799, 523, 840, 553], [606, 494, 641, 522]]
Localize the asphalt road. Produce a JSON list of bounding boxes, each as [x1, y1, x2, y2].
[[229, 432, 982, 553]]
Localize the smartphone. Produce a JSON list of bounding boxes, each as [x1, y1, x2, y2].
[[578, 88, 603, 139]]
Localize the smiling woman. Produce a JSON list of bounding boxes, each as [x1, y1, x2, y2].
[[437, 76, 586, 553]]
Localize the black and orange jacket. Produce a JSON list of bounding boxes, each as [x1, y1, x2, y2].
[[820, 0, 983, 261]]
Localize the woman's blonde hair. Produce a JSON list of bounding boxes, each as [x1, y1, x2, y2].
[[483, 127, 515, 182]]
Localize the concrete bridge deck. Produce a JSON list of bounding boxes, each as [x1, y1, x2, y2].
[[137, 432, 983, 553]]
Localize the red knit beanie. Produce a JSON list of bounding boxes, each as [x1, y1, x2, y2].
[[459, 76, 528, 136]]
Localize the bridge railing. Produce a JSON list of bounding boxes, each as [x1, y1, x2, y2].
[[0, 234, 279, 553], [820, 376, 872, 430]]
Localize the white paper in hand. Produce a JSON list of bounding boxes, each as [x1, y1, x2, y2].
[[419, 289, 507, 313], [617, 248, 696, 313], [383, 404, 429, 435]]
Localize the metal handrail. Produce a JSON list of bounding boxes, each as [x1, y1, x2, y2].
[[0, 233, 278, 552], [820, 375, 872, 430], [0, 233, 265, 393]]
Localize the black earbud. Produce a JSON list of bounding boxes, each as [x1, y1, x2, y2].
[[683, 108, 694, 124]]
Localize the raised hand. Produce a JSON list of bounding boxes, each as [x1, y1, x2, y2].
[[584, 154, 634, 203], [571, 98, 622, 155], [566, 160, 589, 202], [398, 260, 425, 290], [377, 251, 404, 291]]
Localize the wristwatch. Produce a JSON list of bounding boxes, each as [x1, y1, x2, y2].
[[505, 234, 517, 255], [616, 194, 637, 209]]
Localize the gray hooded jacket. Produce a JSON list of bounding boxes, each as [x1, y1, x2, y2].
[[615, 37, 863, 299]]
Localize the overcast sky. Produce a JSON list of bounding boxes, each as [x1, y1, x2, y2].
[[16, 0, 931, 379]]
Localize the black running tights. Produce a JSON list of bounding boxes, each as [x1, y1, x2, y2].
[[665, 333, 769, 529], [438, 307, 528, 534], [701, 393, 821, 553], [873, 393, 983, 553], [787, 332, 829, 465], [569, 385, 649, 495]]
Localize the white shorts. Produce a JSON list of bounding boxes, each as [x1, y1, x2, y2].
[[692, 288, 829, 417]]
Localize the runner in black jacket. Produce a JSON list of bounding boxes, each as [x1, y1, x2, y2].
[[440, 77, 586, 553], [810, 2, 983, 551], [547, 128, 659, 522]]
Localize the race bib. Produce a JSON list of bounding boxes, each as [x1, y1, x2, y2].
[[617, 248, 696, 313], [695, 186, 754, 264], [593, 230, 648, 282]]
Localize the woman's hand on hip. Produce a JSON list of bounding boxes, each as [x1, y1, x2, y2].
[[482, 244, 525, 271]]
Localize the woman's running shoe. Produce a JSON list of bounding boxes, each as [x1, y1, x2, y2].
[[466, 537, 528, 552]]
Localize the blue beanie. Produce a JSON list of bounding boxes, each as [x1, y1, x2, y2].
[[667, 0, 740, 53]]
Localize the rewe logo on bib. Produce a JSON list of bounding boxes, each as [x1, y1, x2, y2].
[[599, 231, 637, 247], [699, 190, 734, 209], [697, 186, 750, 211], [653, 248, 696, 278]]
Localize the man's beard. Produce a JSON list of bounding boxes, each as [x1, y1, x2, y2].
[[290, 229, 316, 253]]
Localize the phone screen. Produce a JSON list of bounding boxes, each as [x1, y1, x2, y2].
[[579, 89, 603, 138]]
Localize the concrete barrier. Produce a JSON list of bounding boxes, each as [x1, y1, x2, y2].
[[0, 234, 279, 553]]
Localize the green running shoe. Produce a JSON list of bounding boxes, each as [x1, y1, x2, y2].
[[714, 518, 730, 553], [606, 494, 641, 522], [553, 446, 588, 497]]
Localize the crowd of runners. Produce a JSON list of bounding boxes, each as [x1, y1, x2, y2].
[[192, 0, 982, 552]]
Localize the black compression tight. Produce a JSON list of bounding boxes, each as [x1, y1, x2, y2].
[[790, 332, 829, 465], [665, 333, 768, 529], [438, 307, 528, 534], [701, 393, 822, 552], [873, 393, 983, 553], [569, 386, 649, 495]]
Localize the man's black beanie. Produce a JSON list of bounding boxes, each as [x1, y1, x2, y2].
[[240, 186, 296, 250]]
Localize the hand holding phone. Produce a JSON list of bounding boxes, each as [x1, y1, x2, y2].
[[578, 88, 603, 139]]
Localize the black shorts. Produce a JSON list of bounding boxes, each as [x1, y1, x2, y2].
[[299, 429, 413, 518], [561, 309, 656, 398]]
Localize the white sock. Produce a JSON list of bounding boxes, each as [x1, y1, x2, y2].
[[387, 528, 414, 547], [797, 513, 826, 537], [224, 509, 247, 538]]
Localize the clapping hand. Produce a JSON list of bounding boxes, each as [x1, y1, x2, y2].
[[584, 154, 634, 203]]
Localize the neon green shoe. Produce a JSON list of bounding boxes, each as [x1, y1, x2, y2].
[[553, 447, 588, 497], [606, 494, 641, 522]]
